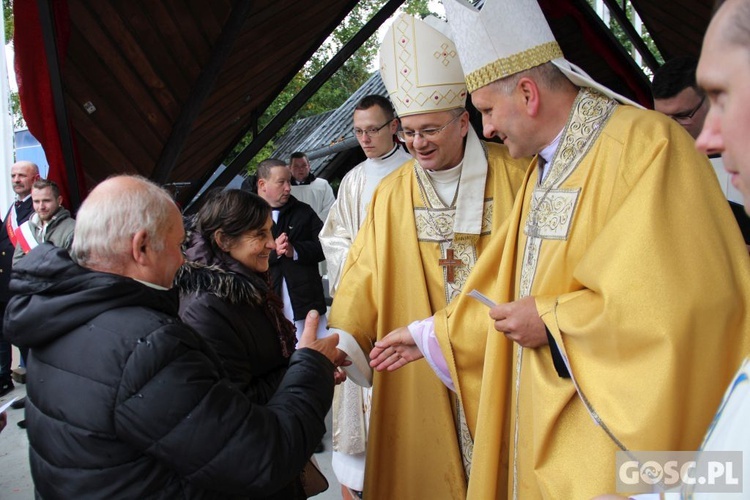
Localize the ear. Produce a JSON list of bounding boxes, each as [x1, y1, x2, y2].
[[458, 110, 471, 137], [517, 77, 541, 117], [213, 229, 229, 252], [131, 229, 151, 265], [56, 196, 64, 206], [387, 119, 397, 136], [257, 178, 266, 192]]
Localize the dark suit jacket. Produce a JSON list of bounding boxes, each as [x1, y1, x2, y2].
[[1, 198, 33, 302], [268, 196, 327, 320]]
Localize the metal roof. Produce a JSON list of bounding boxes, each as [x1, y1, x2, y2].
[[271, 72, 389, 178]]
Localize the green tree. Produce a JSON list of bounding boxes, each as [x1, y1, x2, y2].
[[3, 0, 11, 43], [403, 0, 433, 19], [228, 0, 436, 174]]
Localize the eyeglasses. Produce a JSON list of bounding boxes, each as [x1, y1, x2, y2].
[[396, 115, 461, 142], [669, 95, 706, 124], [353, 120, 393, 138]]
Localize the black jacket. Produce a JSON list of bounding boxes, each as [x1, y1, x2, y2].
[[176, 234, 296, 405], [0, 197, 33, 302], [269, 196, 327, 320], [4, 244, 334, 500]]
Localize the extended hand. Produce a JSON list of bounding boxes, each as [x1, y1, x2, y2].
[[490, 296, 548, 348], [333, 348, 350, 385], [369, 326, 423, 372], [298, 311, 339, 364]]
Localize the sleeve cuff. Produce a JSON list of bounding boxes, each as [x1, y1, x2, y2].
[[334, 329, 372, 388], [408, 318, 455, 392]]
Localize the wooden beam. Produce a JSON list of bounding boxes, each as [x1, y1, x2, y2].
[[188, 0, 406, 211], [37, 0, 81, 209], [182, 0, 363, 207], [151, 0, 255, 184], [571, 0, 652, 96], [599, 0, 661, 72]]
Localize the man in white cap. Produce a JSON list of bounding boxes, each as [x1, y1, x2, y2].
[[369, 0, 750, 498], [327, 13, 528, 500]]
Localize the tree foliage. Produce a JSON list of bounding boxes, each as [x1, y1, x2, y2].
[[227, 0, 436, 174], [2, 0, 23, 129], [3, 0, 11, 43]]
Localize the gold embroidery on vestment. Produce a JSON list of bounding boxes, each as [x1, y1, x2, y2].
[[512, 89, 618, 499]]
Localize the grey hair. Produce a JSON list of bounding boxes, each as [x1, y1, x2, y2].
[[491, 62, 572, 95], [723, 0, 750, 50], [450, 107, 468, 117], [71, 175, 177, 267]]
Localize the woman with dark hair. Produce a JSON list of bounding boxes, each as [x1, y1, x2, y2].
[[175, 189, 311, 499]]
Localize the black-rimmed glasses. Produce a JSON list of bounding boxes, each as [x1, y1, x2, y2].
[[353, 120, 393, 138], [396, 114, 461, 142], [669, 95, 706, 124]]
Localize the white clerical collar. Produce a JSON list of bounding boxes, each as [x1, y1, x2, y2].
[[425, 160, 463, 206], [538, 128, 564, 181], [378, 144, 400, 161], [425, 159, 463, 184], [414, 127, 487, 236]]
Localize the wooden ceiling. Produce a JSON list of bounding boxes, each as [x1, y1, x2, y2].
[[69, 0, 364, 204], [17, 0, 362, 207], [16, 0, 716, 209], [631, 0, 715, 60]]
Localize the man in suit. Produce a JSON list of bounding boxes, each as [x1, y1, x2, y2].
[[256, 158, 328, 341], [0, 160, 40, 396]]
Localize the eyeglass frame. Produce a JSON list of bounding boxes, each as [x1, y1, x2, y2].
[[668, 95, 706, 124], [396, 114, 462, 142], [353, 120, 394, 138]]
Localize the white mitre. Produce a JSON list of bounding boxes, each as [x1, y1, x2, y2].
[[442, 0, 641, 107], [379, 13, 468, 117]]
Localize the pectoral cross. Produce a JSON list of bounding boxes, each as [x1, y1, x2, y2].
[[439, 248, 462, 284]]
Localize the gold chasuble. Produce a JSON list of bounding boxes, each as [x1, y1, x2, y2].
[[329, 140, 526, 500], [435, 89, 750, 499]]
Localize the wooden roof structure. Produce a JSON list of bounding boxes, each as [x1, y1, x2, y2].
[[15, 0, 716, 211]]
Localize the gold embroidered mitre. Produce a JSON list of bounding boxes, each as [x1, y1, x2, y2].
[[379, 14, 467, 117], [443, 0, 641, 106]]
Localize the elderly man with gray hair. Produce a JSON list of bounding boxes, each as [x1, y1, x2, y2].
[[4, 175, 338, 499]]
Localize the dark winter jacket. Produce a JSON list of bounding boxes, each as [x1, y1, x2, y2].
[[176, 233, 296, 405], [269, 196, 327, 320], [4, 244, 334, 500], [176, 234, 305, 500]]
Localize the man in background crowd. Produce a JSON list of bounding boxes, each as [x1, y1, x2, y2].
[[653, 55, 750, 245], [257, 158, 329, 340], [10, 178, 76, 427], [289, 152, 336, 224], [0, 161, 39, 397]]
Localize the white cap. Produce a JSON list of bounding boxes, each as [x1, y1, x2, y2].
[[443, 0, 640, 106], [379, 13, 468, 117]]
